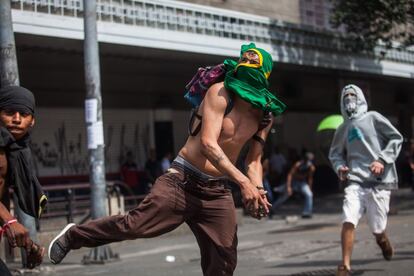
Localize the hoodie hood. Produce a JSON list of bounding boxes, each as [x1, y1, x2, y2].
[[340, 84, 368, 120]]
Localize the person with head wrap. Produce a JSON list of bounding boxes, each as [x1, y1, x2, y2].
[[329, 84, 403, 276], [49, 43, 285, 276], [223, 43, 285, 114], [0, 86, 45, 274]]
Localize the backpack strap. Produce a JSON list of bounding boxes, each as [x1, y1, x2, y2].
[[224, 97, 234, 116], [188, 107, 203, 136]]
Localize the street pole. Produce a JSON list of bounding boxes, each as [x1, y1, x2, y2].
[[0, 0, 38, 269], [0, 0, 19, 87], [82, 0, 118, 264]]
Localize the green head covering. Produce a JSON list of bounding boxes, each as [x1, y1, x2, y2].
[[223, 43, 286, 114]]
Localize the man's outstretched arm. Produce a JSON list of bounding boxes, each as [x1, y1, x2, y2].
[[286, 162, 300, 196], [308, 165, 316, 190], [245, 116, 273, 216], [375, 112, 403, 164], [329, 126, 349, 180]]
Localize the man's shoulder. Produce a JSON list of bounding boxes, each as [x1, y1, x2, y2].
[[204, 82, 231, 106], [365, 110, 379, 116], [210, 81, 225, 89], [365, 111, 385, 119], [365, 111, 392, 124], [208, 82, 229, 96], [335, 120, 347, 133]]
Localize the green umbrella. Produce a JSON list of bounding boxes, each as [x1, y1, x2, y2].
[[317, 115, 343, 132]]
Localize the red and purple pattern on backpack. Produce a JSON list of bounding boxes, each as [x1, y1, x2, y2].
[[184, 63, 226, 107]]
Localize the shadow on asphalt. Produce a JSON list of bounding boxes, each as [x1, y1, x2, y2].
[[270, 256, 413, 269], [267, 223, 338, 235], [395, 250, 414, 256], [261, 268, 383, 276], [395, 240, 414, 248]]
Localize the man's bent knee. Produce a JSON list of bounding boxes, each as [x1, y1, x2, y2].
[[343, 222, 356, 229]]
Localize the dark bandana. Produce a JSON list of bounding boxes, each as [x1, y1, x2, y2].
[[0, 86, 45, 218], [0, 86, 35, 115]]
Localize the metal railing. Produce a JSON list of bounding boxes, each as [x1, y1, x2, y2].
[[11, 0, 414, 64], [37, 181, 145, 230]]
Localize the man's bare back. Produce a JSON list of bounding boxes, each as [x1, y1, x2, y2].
[[179, 82, 264, 177]]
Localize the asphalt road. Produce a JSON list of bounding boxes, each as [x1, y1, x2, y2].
[[11, 188, 414, 276]]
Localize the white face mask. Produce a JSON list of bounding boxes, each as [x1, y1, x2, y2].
[[344, 93, 357, 114]]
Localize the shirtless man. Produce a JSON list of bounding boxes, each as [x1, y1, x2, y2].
[[0, 86, 45, 275], [48, 43, 286, 276]]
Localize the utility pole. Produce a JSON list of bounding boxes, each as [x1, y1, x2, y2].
[[0, 0, 19, 87], [0, 0, 38, 269], [82, 0, 118, 264]]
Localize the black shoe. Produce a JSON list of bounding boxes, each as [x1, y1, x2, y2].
[[376, 234, 394, 261], [301, 214, 313, 219], [336, 265, 351, 276], [48, 223, 75, 264]]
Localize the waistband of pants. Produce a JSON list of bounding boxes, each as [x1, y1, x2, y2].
[[171, 156, 228, 186]]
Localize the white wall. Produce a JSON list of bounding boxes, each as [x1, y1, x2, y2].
[[32, 108, 156, 177]]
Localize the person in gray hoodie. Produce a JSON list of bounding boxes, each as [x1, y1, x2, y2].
[[329, 84, 403, 276]]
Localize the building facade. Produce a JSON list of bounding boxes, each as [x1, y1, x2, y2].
[[7, 0, 414, 179]]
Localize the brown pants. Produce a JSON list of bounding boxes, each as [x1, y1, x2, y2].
[[67, 163, 238, 276]]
